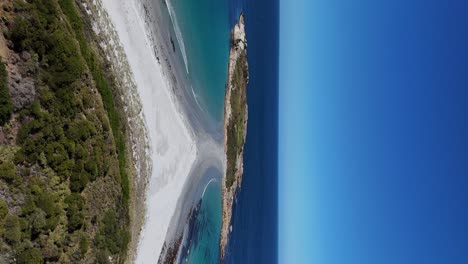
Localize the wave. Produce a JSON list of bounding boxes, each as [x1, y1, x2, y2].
[[190, 85, 202, 110], [166, 0, 189, 74], [202, 178, 218, 199]]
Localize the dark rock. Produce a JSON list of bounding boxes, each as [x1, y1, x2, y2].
[[170, 37, 175, 52], [7, 65, 36, 110], [6, 40, 14, 49], [3, 5, 12, 13], [20, 51, 31, 61]]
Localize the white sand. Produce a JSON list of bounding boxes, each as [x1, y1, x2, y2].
[[99, 0, 197, 262]]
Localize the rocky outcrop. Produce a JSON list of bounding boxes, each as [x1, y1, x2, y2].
[[220, 13, 249, 260], [6, 52, 36, 110], [0, 27, 36, 111]]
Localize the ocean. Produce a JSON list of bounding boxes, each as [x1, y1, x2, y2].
[[169, 0, 278, 262]]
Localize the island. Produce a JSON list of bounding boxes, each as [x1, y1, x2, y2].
[[220, 14, 249, 260]]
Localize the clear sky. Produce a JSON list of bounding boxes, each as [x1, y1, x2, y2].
[[279, 0, 468, 263]]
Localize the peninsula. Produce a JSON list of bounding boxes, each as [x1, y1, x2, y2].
[[220, 14, 249, 259]]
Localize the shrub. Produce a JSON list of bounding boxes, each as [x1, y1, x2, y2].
[[46, 30, 84, 88], [4, 214, 21, 244], [0, 199, 8, 219], [35, 193, 58, 217], [30, 209, 46, 237], [65, 193, 84, 232], [95, 210, 126, 254], [44, 142, 68, 169], [9, 16, 34, 52], [70, 172, 89, 192], [67, 119, 96, 141], [17, 247, 44, 264], [96, 249, 110, 264], [80, 234, 89, 255], [84, 159, 98, 180], [0, 161, 16, 183]]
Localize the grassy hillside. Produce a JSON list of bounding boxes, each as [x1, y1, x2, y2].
[[0, 0, 130, 262]]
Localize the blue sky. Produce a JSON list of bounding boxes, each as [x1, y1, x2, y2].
[[279, 0, 468, 263]]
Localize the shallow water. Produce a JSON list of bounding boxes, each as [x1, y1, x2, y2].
[[166, 0, 230, 262], [170, 0, 230, 126], [183, 178, 222, 264]]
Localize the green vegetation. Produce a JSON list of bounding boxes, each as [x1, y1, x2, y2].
[[0, 199, 8, 219], [4, 214, 21, 244], [0, 0, 131, 262], [0, 161, 16, 183], [0, 61, 13, 126], [17, 248, 43, 264], [58, 0, 130, 204], [226, 51, 248, 188], [94, 209, 129, 255]]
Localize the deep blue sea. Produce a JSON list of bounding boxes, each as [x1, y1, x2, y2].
[[170, 0, 278, 263]]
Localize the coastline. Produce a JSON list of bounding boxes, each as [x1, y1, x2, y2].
[[84, 0, 233, 262], [87, 0, 198, 262], [75, 1, 152, 261], [128, 1, 227, 263], [220, 14, 249, 259], [0, 0, 150, 261]]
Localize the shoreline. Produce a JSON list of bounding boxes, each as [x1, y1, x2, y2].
[[76, 1, 152, 261], [86, 0, 228, 262], [90, 0, 199, 262], [130, 1, 227, 263]]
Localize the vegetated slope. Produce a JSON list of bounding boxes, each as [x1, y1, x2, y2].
[[0, 0, 130, 262]]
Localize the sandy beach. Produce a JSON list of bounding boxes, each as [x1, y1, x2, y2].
[[97, 0, 198, 262]]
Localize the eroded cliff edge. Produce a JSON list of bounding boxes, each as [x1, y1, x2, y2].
[[220, 14, 249, 260]]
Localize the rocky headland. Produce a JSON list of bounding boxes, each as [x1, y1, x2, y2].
[[220, 13, 249, 260]]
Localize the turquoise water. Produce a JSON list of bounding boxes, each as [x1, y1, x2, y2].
[[170, 0, 230, 125], [166, 0, 230, 262], [185, 179, 222, 264]]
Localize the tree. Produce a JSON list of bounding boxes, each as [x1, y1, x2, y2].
[[0, 61, 12, 126], [65, 193, 84, 232]]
